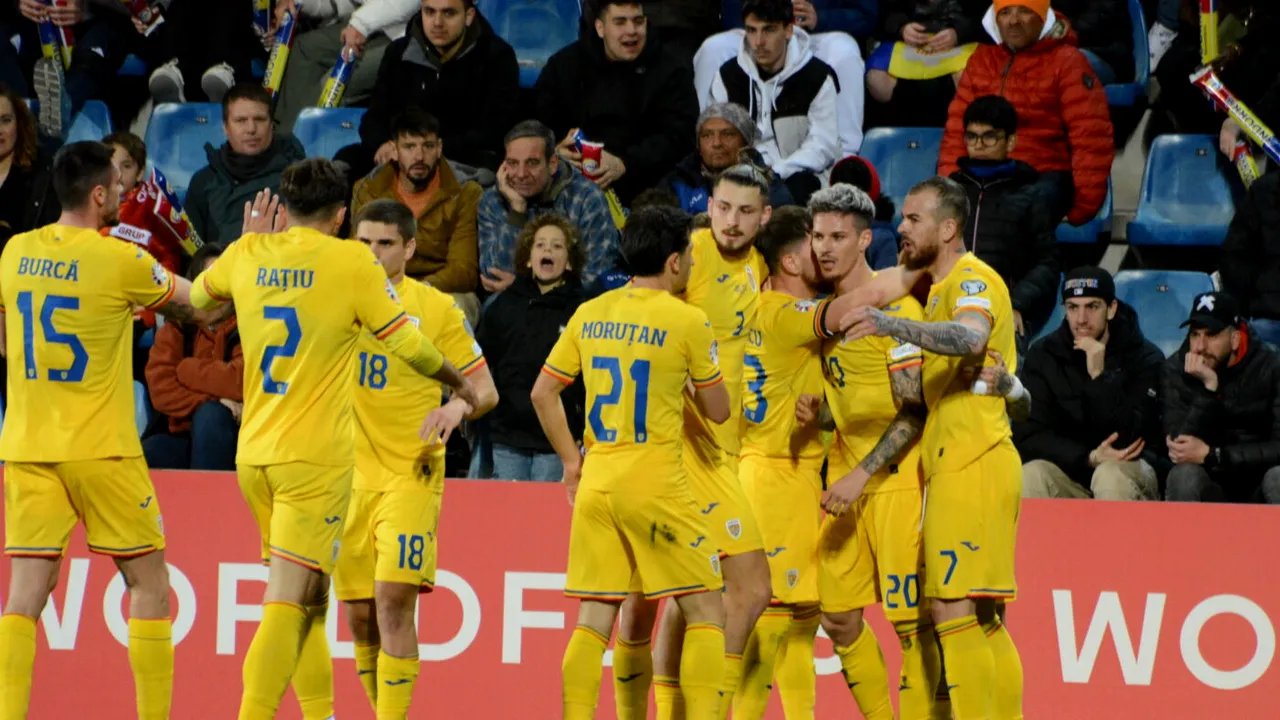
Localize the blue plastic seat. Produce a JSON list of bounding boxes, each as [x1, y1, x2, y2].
[[1127, 134, 1236, 247], [119, 54, 148, 77], [294, 107, 365, 159], [133, 381, 150, 437], [858, 127, 945, 224], [1105, 0, 1149, 106], [478, 0, 579, 88], [1114, 270, 1215, 356], [1056, 179, 1112, 244], [1029, 273, 1067, 345], [66, 99, 113, 143], [145, 103, 225, 204]]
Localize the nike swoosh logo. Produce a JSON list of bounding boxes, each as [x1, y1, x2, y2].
[[617, 673, 644, 683], [139, 496, 152, 509], [384, 679, 412, 686]]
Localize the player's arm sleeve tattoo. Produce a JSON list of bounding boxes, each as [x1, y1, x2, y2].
[[857, 364, 926, 477], [871, 309, 991, 357]]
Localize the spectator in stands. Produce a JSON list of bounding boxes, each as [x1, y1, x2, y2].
[[829, 155, 897, 269], [477, 120, 619, 294], [185, 83, 306, 246], [341, 0, 519, 183], [938, 0, 1113, 228], [143, 243, 242, 471], [477, 214, 586, 481], [0, 84, 58, 249], [867, 0, 988, 128], [102, 131, 194, 278], [1015, 268, 1166, 501], [718, 0, 879, 47], [1221, 172, 1280, 346], [1164, 291, 1280, 504], [352, 108, 482, 321], [140, 0, 263, 104], [706, 0, 841, 204], [1147, 0, 1179, 70], [272, 0, 419, 133], [638, 0, 720, 63], [949, 95, 1058, 342], [696, 0, 864, 162], [661, 102, 793, 214], [1050, 0, 1134, 84], [535, 0, 698, 206]]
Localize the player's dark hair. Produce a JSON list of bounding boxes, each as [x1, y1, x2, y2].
[[713, 162, 771, 202], [187, 243, 227, 282], [515, 213, 585, 280], [390, 107, 441, 143], [103, 131, 147, 170], [51, 141, 116, 209], [631, 185, 682, 211], [757, 206, 811, 276], [620, 206, 693, 277], [593, 0, 643, 20], [808, 183, 875, 234], [221, 82, 273, 120], [963, 94, 1018, 136], [909, 176, 970, 237], [503, 119, 557, 161], [279, 158, 349, 221], [742, 0, 793, 25], [353, 199, 416, 245]]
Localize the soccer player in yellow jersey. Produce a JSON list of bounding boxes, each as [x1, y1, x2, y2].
[[844, 177, 1029, 720], [187, 159, 478, 720], [334, 200, 498, 718], [531, 207, 728, 720], [0, 142, 207, 719], [731, 206, 827, 720]]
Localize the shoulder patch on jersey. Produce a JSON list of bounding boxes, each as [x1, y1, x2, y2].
[[151, 262, 170, 287], [960, 279, 987, 296], [710, 339, 719, 366], [889, 342, 922, 360], [955, 296, 992, 310], [794, 299, 817, 313]]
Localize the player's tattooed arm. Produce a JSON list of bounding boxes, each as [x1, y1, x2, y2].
[[859, 364, 926, 477], [847, 307, 991, 357]]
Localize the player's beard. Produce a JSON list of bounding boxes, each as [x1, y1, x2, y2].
[[901, 237, 938, 271]]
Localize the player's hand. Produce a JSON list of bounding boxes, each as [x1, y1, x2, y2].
[[449, 377, 480, 416], [841, 306, 892, 342], [562, 459, 582, 506], [1220, 119, 1242, 157], [419, 398, 468, 447], [374, 140, 397, 166], [242, 189, 284, 235], [219, 398, 244, 423], [902, 22, 931, 47], [340, 25, 366, 56], [963, 349, 1014, 396], [924, 28, 958, 53], [1167, 434, 1210, 465], [1089, 431, 1143, 467], [592, 150, 625, 188], [49, 0, 84, 26], [1074, 335, 1107, 379], [495, 163, 528, 214], [1184, 352, 1220, 392], [19, 0, 48, 23], [795, 393, 822, 428], [480, 267, 517, 294], [822, 467, 870, 516]]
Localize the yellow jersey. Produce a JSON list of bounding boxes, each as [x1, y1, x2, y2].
[[920, 253, 1018, 476], [820, 293, 925, 494], [739, 290, 825, 464], [680, 228, 767, 462], [542, 285, 722, 493], [0, 225, 176, 462], [353, 278, 486, 492], [191, 227, 416, 467]]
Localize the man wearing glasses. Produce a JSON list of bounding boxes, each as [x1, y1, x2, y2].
[[948, 94, 1060, 349]]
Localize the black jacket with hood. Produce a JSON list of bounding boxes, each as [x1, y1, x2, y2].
[[951, 157, 1059, 327], [1014, 301, 1167, 487], [1163, 324, 1280, 498], [660, 146, 794, 213], [534, 32, 698, 205], [359, 12, 520, 170], [477, 276, 587, 452], [185, 134, 306, 246]]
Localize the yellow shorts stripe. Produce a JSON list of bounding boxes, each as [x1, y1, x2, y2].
[[937, 618, 981, 639], [564, 588, 630, 601], [644, 583, 711, 600], [4, 546, 63, 556], [87, 543, 159, 557], [270, 545, 323, 571]]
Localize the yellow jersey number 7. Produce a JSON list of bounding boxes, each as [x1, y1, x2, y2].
[[261, 306, 301, 394]]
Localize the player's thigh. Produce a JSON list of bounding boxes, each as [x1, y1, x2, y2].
[[740, 456, 822, 605], [564, 486, 635, 601], [817, 496, 878, 614], [333, 487, 379, 602], [263, 462, 354, 574], [371, 486, 441, 592], [871, 489, 929, 623], [3, 462, 78, 557], [63, 457, 166, 557], [615, 490, 724, 600], [978, 443, 1022, 602], [922, 465, 989, 601], [685, 454, 764, 557]]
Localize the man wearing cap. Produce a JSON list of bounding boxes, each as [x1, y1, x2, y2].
[[1014, 268, 1167, 501], [661, 102, 794, 214], [1163, 291, 1280, 504], [937, 0, 1113, 229]]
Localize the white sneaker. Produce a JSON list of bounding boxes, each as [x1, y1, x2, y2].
[[148, 58, 185, 104], [201, 63, 235, 103], [1149, 23, 1178, 71]]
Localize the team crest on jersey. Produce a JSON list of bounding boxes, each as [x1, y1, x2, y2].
[[786, 569, 799, 588], [710, 339, 719, 366], [744, 266, 758, 292], [710, 554, 722, 576], [794, 299, 816, 313], [151, 262, 169, 287], [726, 519, 742, 539], [960, 279, 987, 296]]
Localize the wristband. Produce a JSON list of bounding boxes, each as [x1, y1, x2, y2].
[[1006, 374, 1029, 402]]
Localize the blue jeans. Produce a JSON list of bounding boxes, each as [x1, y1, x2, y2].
[[142, 400, 238, 471], [491, 444, 564, 482], [1080, 50, 1118, 86]]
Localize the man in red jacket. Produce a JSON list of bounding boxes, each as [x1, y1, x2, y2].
[[937, 0, 1113, 228]]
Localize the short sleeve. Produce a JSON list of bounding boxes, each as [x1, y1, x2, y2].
[[769, 298, 827, 346], [436, 297, 486, 376], [948, 273, 996, 326], [352, 250, 412, 340], [121, 246, 177, 310], [541, 308, 583, 384], [686, 309, 723, 389], [190, 241, 236, 310]]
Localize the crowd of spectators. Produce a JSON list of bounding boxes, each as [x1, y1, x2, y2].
[[0, 0, 1277, 504]]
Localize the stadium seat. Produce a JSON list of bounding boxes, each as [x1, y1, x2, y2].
[[1030, 273, 1066, 344], [858, 127, 944, 223], [145, 103, 225, 204], [294, 107, 365, 159], [1105, 0, 1149, 106], [1114, 269, 1214, 356], [478, 0, 579, 88], [1056, 179, 1112, 244], [1127, 134, 1236, 247], [133, 381, 150, 437], [66, 100, 113, 143], [119, 54, 148, 77]]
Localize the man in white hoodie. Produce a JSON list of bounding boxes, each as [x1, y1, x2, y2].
[[272, 0, 420, 134], [707, 0, 841, 205]]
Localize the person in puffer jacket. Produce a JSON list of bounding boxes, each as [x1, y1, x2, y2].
[[660, 102, 794, 214], [938, 0, 1113, 228]]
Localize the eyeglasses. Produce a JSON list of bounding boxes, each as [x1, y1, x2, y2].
[[963, 130, 1007, 147]]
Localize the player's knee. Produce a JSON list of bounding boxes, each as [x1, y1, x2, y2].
[[118, 552, 171, 616], [820, 609, 864, 647], [675, 590, 725, 628], [344, 600, 377, 642], [374, 583, 418, 635], [618, 594, 659, 642]]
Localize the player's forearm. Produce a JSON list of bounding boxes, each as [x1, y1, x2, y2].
[[380, 322, 447, 379], [461, 367, 499, 420], [531, 388, 579, 467], [878, 316, 987, 357], [822, 266, 916, 335], [999, 373, 1032, 422], [857, 405, 925, 478]]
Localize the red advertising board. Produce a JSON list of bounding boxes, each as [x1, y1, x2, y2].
[[1, 470, 1276, 718]]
